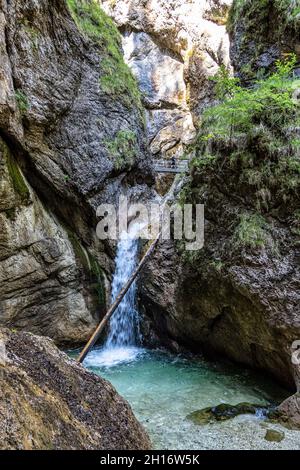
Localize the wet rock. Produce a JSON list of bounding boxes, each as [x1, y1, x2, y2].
[[264, 429, 285, 443], [187, 402, 269, 425], [0, 327, 151, 450]]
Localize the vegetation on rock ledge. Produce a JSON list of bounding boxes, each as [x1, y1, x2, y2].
[[228, 0, 300, 35], [105, 130, 138, 170], [66, 0, 143, 111], [181, 55, 300, 256], [193, 55, 300, 209]]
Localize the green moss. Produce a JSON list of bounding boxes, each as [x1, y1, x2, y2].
[[6, 150, 30, 202], [105, 130, 138, 170], [15, 90, 29, 115], [66, 227, 106, 306], [67, 229, 90, 272], [87, 253, 106, 306], [233, 213, 269, 249], [66, 0, 142, 111], [20, 18, 40, 51]]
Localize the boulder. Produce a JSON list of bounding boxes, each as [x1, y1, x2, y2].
[[0, 328, 151, 450]]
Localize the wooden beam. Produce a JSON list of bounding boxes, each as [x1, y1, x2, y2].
[[77, 232, 161, 363]]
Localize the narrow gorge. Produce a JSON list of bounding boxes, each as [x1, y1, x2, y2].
[[0, 0, 299, 451]]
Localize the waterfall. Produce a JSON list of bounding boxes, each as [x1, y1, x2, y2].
[[105, 231, 141, 348], [85, 226, 144, 367]]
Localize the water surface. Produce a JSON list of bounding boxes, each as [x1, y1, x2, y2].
[[72, 346, 299, 450]]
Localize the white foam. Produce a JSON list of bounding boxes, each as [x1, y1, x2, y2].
[[84, 346, 145, 368]]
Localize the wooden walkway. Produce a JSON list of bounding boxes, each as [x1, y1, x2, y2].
[[153, 159, 189, 174]]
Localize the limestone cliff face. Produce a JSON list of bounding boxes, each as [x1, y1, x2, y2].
[[0, 0, 153, 344], [0, 138, 100, 345], [100, 0, 232, 159], [0, 328, 150, 449]]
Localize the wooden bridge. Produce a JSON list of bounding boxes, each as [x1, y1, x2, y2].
[[153, 158, 189, 174]]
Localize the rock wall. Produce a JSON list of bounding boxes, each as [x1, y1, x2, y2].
[[0, 328, 150, 449], [228, 0, 300, 82], [0, 138, 100, 345], [100, 0, 232, 159], [0, 0, 154, 344]]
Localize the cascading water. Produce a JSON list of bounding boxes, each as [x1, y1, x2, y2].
[[105, 231, 141, 349], [85, 225, 144, 367]]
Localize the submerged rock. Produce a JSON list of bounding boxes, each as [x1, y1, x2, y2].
[[264, 429, 285, 443], [0, 328, 151, 450]]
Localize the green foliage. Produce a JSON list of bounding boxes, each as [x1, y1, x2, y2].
[[15, 90, 29, 115], [191, 153, 217, 170], [193, 55, 300, 212], [210, 65, 241, 100], [233, 213, 269, 249], [105, 130, 138, 170], [204, 55, 298, 138], [209, 259, 224, 272], [66, 0, 142, 110]]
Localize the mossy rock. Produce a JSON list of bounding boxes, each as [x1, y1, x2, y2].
[[64, 226, 106, 307], [264, 429, 285, 442], [66, 0, 143, 112], [187, 402, 271, 425], [4, 145, 30, 203]]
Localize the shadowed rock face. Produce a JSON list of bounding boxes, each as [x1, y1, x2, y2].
[[228, 0, 300, 82], [100, 0, 232, 159], [0, 0, 154, 344], [0, 328, 151, 450]]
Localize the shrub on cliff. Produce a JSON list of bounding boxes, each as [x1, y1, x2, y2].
[[190, 55, 300, 219]]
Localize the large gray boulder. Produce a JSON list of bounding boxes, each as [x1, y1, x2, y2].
[[0, 327, 151, 450]]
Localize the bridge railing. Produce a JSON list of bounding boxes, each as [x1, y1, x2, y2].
[[153, 158, 189, 173]]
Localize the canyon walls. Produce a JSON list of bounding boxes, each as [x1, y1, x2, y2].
[[0, 0, 153, 344]]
